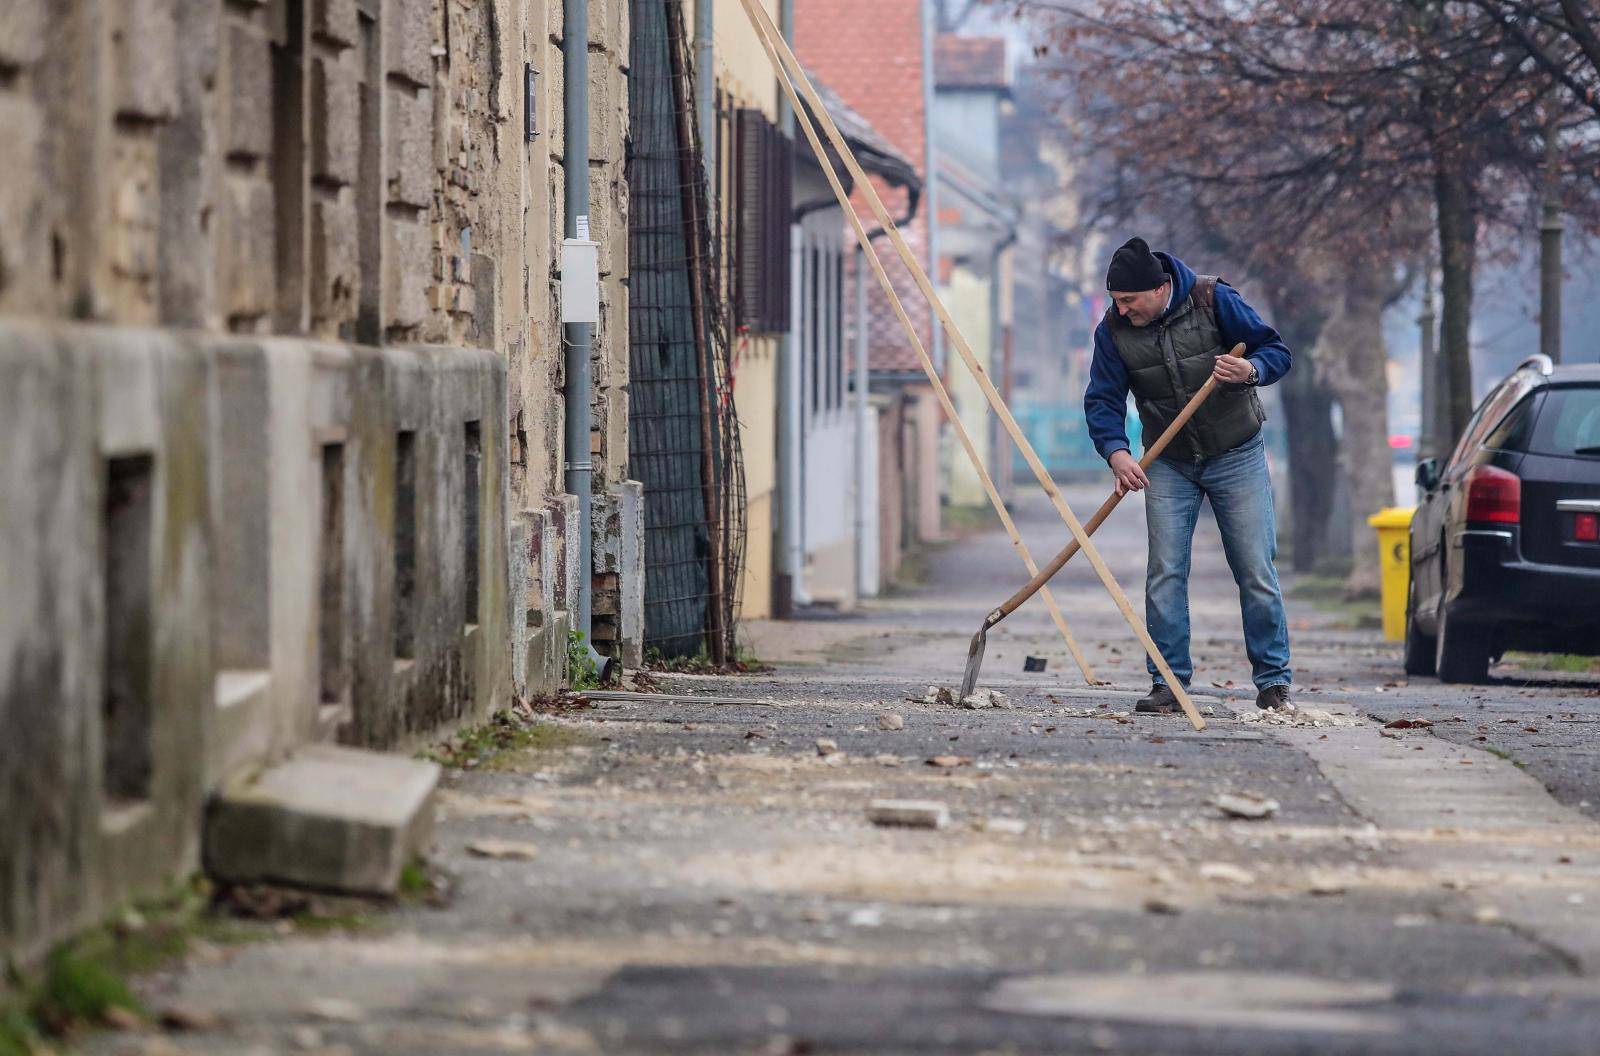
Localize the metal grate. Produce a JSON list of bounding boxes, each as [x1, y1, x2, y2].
[[626, 0, 745, 661]]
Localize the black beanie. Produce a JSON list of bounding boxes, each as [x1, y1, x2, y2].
[[1105, 237, 1168, 292]]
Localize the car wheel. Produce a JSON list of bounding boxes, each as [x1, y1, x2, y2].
[[1402, 575, 1436, 677], [1434, 604, 1490, 684]]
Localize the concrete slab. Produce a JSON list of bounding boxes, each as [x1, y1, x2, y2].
[[205, 745, 440, 895]]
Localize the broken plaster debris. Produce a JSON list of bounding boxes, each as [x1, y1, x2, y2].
[[1235, 705, 1358, 728], [868, 799, 950, 829], [467, 839, 540, 861], [1198, 862, 1257, 885], [1214, 792, 1279, 820]]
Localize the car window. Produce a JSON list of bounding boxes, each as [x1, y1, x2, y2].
[[1483, 393, 1540, 452], [1529, 385, 1600, 457], [1447, 376, 1534, 470]]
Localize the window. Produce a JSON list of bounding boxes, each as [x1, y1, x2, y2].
[[1447, 374, 1540, 471], [1530, 386, 1600, 457]]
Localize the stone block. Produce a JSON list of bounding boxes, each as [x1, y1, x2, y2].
[[221, 176, 276, 321], [113, 0, 179, 121], [311, 57, 359, 186], [0, 0, 45, 69], [204, 745, 439, 895], [386, 87, 434, 209], [617, 480, 643, 668], [0, 95, 45, 312], [226, 22, 273, 162], [108, 133, 161, 320], [383, 217, 430, 329], [546, 494, 579, 617], [311, 0, 358, 48], [311, 198, 358, 326], [384, 0, 433, 89]]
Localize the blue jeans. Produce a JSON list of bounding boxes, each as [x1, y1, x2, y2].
[[1144, 433, 1292, 690]]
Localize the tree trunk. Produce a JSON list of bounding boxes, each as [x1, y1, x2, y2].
[[1312, 259, 1397, 599], [1434, 162, 1479, 443], [1266, 292, 1345, 573]]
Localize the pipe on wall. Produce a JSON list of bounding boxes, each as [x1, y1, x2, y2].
[[562, 0, 599, 658]]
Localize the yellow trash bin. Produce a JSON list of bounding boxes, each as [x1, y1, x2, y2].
[[1367, 507, 1416, 642]]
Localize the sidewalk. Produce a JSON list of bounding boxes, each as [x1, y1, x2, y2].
[[84, 489, 1600, 1055]]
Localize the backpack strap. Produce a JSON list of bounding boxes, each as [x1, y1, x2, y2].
[[1193, 275, 1222, 310]]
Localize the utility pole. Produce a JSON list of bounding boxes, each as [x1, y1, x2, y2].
[[1539, 111, 1563, 365], [1418, 261, 1440, 464]]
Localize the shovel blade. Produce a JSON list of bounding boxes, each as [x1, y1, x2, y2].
[[958, 627, 987, 701]]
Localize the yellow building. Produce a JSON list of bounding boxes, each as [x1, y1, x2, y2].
[[698, 0, 785, 621]]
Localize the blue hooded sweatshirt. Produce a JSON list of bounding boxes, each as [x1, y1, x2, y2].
[[1083, 252, 1291, 462]]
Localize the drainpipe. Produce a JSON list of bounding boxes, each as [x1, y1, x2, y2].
[[774, 0, 800, 616], [783, 223, 808, 608], [562, 0, 602, 665], [854, 242, 872, 598]]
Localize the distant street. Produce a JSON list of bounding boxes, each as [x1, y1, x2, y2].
[[93, 486, 1600, 1056]]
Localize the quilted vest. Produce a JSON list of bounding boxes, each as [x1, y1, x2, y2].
[[1103, 275, 1265, 463]]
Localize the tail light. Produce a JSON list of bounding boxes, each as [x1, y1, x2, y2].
[[1577, 512, 1599, 543], [1464, 465, 1521, 524]]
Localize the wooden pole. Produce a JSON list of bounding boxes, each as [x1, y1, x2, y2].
[[741, 26, 1097, 685], [740, 0, 1202, 728]]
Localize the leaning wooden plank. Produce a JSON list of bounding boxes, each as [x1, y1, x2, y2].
[[738, 0, 1201, 729], [733, 11, 1098, 687]]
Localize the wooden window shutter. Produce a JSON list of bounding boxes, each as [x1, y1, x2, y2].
[[735, 108, 792, 332]]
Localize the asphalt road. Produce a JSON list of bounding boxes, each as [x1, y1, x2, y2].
[[88, 486, 1600, 1056]]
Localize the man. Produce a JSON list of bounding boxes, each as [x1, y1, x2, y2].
[[1083, 237, 1294, 714]]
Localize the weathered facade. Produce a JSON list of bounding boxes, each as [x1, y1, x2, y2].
[[0, 0, 640, 964]]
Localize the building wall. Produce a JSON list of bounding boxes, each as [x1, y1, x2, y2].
[[944, 268, 995, 507], [0, 0, 636, 963], [708, 0, 783, 622]]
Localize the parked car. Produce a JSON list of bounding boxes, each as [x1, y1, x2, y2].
[[1406, 354, 1600, 683]]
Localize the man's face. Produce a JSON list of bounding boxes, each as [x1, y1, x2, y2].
[[1110, 282, 1171, 328]]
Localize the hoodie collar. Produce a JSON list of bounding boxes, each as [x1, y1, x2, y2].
[[1153, 251, 1198, 323]]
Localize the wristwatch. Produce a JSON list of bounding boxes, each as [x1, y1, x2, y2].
[[1245, 363, 1259, 386]]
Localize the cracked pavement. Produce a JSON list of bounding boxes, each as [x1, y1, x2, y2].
[[89, 486, 1600, 1055]]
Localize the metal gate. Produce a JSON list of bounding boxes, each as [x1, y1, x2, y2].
[[626, 0, 744, 661]]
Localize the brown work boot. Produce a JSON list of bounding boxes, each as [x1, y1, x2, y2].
[[1256, 684, 1294, 712], [1134, 683, 1180, 714]]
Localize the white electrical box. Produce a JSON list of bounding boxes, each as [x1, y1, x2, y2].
[[560, 238, 600, 324]]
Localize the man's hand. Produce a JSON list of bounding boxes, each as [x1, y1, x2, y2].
[[1109, 449, 1149, 496], [1213, 351, 1254, 385]]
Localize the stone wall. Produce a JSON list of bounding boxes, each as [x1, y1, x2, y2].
[[0, 0, 640, 962], [0, 323, 509, 965]]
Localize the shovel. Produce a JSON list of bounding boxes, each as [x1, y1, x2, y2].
[[960, 360, 1234, 700]]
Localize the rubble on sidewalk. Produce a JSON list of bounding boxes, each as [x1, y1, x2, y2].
[[959, 689, 1011, 710], [1235, 705, 1359, 728], [1214, 792, 1279, 820], [868, 799, 950, 829]]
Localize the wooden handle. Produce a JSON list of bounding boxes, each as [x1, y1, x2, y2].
[[990, 361, 1235, 622]]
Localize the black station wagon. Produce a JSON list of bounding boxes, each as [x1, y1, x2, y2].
[[1405, 355, 1600, 683]]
